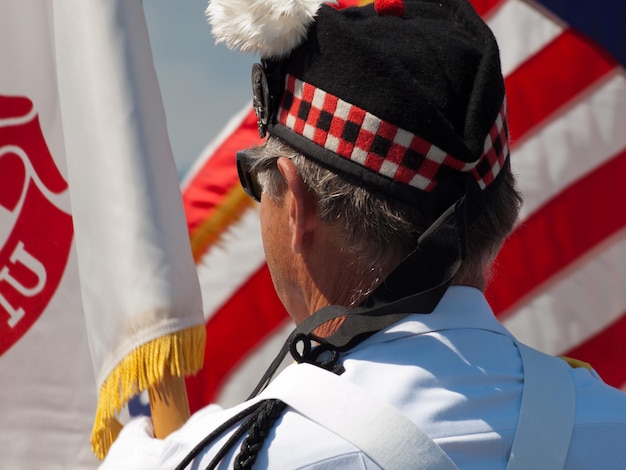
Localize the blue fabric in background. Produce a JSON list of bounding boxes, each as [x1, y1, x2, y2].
[[534, 0, 625, 68]]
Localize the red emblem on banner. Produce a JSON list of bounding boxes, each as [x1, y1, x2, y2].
[[0, 95, 73, 355]]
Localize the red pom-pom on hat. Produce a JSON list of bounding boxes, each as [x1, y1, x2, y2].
[[374, 0, 405, 17]]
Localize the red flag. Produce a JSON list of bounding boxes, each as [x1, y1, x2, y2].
[[182, 0, 626, 411]]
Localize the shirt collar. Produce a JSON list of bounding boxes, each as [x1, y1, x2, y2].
[[347, 286, 514, 353]]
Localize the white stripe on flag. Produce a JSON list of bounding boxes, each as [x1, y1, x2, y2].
[[196, 207, 265, 321], [513, 71, 626, 221], [503, 231, 626, 355], [487, 0, 563, 76]]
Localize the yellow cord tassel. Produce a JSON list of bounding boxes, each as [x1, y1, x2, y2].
[[90, 324, 206, 460], [561, 356, 592, 371]]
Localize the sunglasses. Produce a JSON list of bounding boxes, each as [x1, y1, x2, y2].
[[236, 151, 263, 202]]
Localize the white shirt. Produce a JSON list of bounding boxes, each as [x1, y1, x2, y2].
[[101, 286, 626, 469]]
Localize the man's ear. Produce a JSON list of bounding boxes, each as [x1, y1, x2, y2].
[[276, 157, 316, 253]]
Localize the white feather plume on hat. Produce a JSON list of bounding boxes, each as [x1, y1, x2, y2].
[[206, 0, 327, 59]]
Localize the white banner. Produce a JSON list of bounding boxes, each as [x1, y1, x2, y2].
[[0, 0, 206, 466], [0, 1, 97, 467]]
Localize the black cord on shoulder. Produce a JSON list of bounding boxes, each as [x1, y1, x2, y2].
[[174, 401, 264, 470], [203, 402, 268, 470], [234, 399, 288, 470]]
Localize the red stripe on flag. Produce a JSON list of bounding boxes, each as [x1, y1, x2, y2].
[[186, 264, 288, 412], [487, 147, 626, 316], [564, 313, 626, 390], [469, 0, 505, 17], [183, 108, 261, 234], [506, 28, 617, 145]]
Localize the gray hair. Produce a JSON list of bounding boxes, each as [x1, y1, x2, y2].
[[247, 136, 522, 288]]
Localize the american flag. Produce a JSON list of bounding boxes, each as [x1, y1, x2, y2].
[[182, 0, 626, 411]]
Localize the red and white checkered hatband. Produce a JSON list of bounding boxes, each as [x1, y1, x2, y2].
[[278, 74, 509, 192]]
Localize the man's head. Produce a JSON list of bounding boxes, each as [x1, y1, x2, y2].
[[245, 136, 521, 294], [209, 0, 522, 315]]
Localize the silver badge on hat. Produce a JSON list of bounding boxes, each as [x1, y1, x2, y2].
[[252, 63, 271, 138]]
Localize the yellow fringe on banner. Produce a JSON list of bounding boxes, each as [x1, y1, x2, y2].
[[91, 324, 206, 460], [190, 184, 256, 262]]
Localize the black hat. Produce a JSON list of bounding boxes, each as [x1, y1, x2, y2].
[[208, 0, 509, 214]]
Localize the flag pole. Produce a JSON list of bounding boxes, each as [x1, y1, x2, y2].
[[148, 368, 191, 438]]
